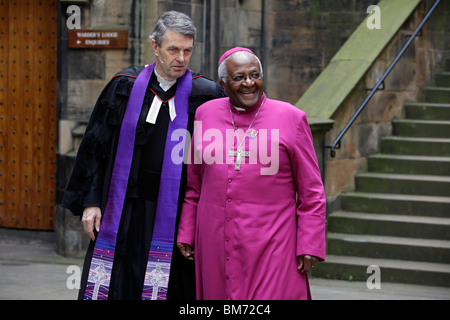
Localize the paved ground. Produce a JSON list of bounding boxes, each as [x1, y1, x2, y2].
[[1, 229, 449, 300]]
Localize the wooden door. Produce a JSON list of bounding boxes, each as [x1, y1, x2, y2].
[[0, 0, 57, 230]]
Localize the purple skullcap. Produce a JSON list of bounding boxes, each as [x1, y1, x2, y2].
[[218, 47, 255, 66]]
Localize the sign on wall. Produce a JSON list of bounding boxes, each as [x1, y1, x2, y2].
[[68, 30, 128, 49]]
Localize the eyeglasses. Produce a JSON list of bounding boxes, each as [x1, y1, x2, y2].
[[229, 72, 262, 83]]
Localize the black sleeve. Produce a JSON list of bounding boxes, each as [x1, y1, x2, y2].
[[189, 75, 227, 111], [61, 76, 133, 216]]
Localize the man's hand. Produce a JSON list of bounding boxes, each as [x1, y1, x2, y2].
[[82, 206, 102, 241], [297, 255, 319, 274], [177, 243, 194, 261]]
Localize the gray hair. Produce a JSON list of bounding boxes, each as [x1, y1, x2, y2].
[[218, 50, 263, 83], [149, 11, 197, 46]]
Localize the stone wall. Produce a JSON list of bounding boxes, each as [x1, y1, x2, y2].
[[56, 0, 159, 255], [58, 0, 380, 124], [56, 0, 379, 203], [322, 0, 450, 200], [55, 0, 428, 256], [266, 0, 378, 104]]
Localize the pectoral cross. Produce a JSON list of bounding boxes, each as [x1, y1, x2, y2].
[[229, 146, 250, 170]]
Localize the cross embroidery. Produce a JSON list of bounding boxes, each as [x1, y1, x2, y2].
[[91, 263, 109, 300], [146, 264, 168, 300], [229, 145, 250, 170]]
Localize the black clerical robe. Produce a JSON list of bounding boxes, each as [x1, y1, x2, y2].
[[61, 66, 226, 300]]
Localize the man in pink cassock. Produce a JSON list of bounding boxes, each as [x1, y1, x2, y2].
[[176, 47, 326, 300]]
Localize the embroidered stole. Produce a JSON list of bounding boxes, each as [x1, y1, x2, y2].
[[83, 62, 191, 300]]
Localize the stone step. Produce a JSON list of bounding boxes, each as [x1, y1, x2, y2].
[[403, 102, 450, 120], [326, 233, 450, 264], [435, 72, 450, 88], [312, 255, 450, 288], [355, 172, 450, 197], [368, 154, 450, 176], [328, 211, 450, 240], [423, 87, 450, 103], [392, 119, 450, 138], [341, 192, 450, 217], [380, 136, 450, 156]]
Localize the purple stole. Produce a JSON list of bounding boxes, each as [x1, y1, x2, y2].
[[83, 62, 192, 300]]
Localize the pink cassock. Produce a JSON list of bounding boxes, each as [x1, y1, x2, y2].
[[177, 93, 326, 300]]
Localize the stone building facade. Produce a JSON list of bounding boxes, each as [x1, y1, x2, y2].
[[54, 0, 378, 255], [300, 0, 450, 201], [1, 0, 446, 256], [58, 0, 378, 123], [0, 0, 445, 257]]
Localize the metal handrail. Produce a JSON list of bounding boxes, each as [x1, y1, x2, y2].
[[327, 0, 441, 158]]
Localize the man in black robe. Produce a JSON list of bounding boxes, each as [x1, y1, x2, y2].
[[61, 11, 226, 300]]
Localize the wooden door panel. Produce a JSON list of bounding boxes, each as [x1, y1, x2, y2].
[[0, 0, 57, 230]]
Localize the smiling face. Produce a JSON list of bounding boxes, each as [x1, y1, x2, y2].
[[151, 28, 194, 81], [220, 52, 264, 109]]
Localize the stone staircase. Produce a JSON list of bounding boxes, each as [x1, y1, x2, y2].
[[313, 62, 450, 288]]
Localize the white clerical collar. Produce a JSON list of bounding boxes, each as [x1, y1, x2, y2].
[[234, 105, 246, 111], [146, 96, 176, 124], [154, 69, 176, 91], [145, 67, 177, 124]]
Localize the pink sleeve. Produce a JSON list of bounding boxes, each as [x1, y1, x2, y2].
[[177, 121, 202, 247], [291, 112, 326, 261]]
